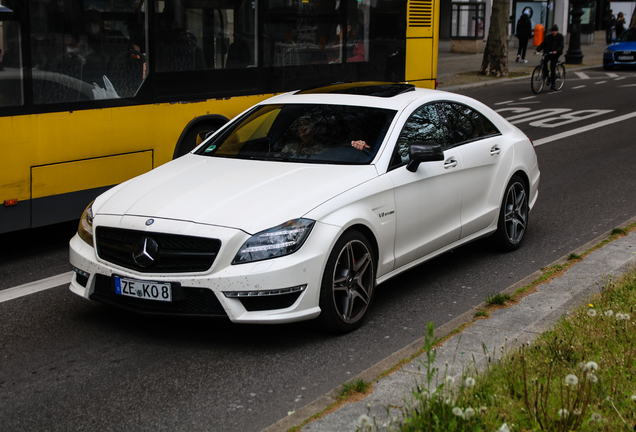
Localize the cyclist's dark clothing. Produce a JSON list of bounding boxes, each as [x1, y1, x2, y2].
[[537, 33, 564, 86]]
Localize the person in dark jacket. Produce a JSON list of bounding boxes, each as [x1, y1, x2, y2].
[[536, 24, 564, 91], [604, 9, 616, 44], [516, 11, 532, 62]]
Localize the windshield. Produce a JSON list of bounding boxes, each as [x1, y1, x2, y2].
[[196, 104, 396, 164], [618, 29, 636, 42]]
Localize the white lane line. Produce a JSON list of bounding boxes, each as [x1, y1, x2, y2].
[[520, 96, 537, 100], [614, 77, 626, 80], [606, 72, 619, 78], [574, 72, 590, 79], [510, 101, 541, 104], [0, 271, 74, 304], [572, 85, 586, 89], [494, 100, 514, 105], [595, 81, 607, 84], [619, 84, 636, 87], [534, 111, 636, 146]]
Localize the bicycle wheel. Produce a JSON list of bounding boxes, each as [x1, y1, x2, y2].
[[554, 64, 566, 91], [531, 65, 544, 94]]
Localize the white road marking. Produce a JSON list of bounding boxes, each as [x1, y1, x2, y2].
[[595, 81, 607, 84], [494, 100, 514, 105], [534, 111, 636, 146], [572, 85, 586, 89], [510, 101, 541, 104], [574, 72, 590, 79], [0, 272, 74, 304], [606, 72, 619, 78], [619, 84, 636, 87], [614, 77, 626, 80], [520, 96, 537, 100]]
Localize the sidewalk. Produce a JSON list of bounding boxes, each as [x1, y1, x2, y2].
[[263, 32, 619, 432], [437, 30, 607, 90]]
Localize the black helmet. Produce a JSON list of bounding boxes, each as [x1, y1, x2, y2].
[[551, 24, 559, 32]]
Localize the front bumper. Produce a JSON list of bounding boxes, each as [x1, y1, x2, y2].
[[69, 216, 340, 324]]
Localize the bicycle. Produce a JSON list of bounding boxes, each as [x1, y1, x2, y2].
[[531, 53, 566, 94]]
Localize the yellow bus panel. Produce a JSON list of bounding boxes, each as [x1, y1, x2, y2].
[[31, 151, 153, 199]]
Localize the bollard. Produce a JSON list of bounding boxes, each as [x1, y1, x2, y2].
[[533, 24, 545, 46]]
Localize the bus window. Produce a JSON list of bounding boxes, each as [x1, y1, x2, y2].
[[0, 5, 23, 107], [262, 0, 368, 67], [29, 0, 146, 103], [154, 0, 256, 71]]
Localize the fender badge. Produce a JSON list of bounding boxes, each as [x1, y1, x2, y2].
[[146, 219, 154, 226]]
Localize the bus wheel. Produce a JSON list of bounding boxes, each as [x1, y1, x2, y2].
[[174, 124, 218, 159]]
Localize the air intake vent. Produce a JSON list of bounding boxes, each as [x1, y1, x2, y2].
[[408, 0, 433, 28]]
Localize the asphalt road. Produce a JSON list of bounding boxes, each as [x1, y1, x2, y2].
[[1, 68, 636, 432]]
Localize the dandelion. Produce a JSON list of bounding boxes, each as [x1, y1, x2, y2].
[[589, 303, 594, 308], [587, 308, 597, 317], [604, 310, 614, 317], [565, 374, 579, 386], [616, 313, 625, 320], [357, 414, 372, 427], [444, 398, 452, 405], [497, 423, 510, 432], [463, 407, 475, 419], [587, 373, 598, 383], [452, 407, 463, 417], [631, 395, 636, 402], [464, 377, 476, 388], [591, 412, 603, 422], [624, 313, 631, 320], [479, 406, 488, 414], [445, 376, 455, 386], [558, 408, 569, 418], [585, 361, 599, 371], [573, 408, 582, 415]]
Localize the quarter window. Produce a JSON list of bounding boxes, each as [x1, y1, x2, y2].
[[437, 102, 500, 146]]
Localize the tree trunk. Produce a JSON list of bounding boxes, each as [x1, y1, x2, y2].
[[480, 0, 510, 76]]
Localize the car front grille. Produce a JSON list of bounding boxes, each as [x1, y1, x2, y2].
[[614, 51, 636, 63], [95, 227, 221, 273], [91, 274, 228, 317]]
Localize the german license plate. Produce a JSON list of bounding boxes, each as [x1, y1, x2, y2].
[[618, 55, 634, 61], [114, 276, 172, 302]]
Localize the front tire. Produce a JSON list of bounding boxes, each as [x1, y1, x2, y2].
[[318, 231, 375, 333], [492, 176, 529, 252], [531, 65, 544, 94]]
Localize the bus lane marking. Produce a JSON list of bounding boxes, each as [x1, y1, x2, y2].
[[574, 72, 590, 79], [0, 272, 74, 304], [533, 111, 636, 146]]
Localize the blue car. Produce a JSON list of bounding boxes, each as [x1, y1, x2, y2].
[[604, 28, 636, 70]]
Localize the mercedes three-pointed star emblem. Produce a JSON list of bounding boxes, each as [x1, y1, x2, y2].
[[132, 237, 159, 268]]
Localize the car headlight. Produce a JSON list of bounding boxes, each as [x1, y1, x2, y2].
[[78, 202, 94, 246], [604, 48, 614, 54], [232, 219, 315, 264]]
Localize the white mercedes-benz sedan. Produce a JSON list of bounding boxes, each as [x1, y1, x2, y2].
[[69, 82, 540, 333]]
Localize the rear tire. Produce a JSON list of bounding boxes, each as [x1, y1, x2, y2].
[[174, 124, 218, 159], [492, 176, 529, 252], [317, 231, 375, 333], [531, 66, 544, 94]]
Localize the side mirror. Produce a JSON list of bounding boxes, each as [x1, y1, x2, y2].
[[406, 142, 444, 172]]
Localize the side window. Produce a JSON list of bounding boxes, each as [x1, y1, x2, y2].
[[0, 10, 22, 107], [29, 0, 147, 103], [390, 104, 446, 169], [155, 0, 256, 71], [438, 102, 485, 146]]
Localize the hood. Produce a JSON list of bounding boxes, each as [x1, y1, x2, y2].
[[95, 154, 377, 234], [608, 41, 636, 50]]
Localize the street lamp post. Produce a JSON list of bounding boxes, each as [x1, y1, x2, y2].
[[565, 0, 585, 64]]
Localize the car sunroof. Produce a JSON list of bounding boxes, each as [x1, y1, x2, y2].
[[295, 82, 416, 98]]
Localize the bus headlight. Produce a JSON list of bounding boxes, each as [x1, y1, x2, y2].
[[78, 202, 94, 247], [232, 219, 315, 264]]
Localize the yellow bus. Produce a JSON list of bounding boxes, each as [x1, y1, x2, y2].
[[0, 0, 438, 233]]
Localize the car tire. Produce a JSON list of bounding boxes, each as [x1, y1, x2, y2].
[[317, 230, 375, 333], [492, 175, 529, 252]]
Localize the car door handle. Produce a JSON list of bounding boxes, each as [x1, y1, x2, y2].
[[490, 145, 501, 156], [444, 158, 458, 169]]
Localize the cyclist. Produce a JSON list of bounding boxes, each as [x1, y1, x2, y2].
[[535, 24, 564, 91]]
